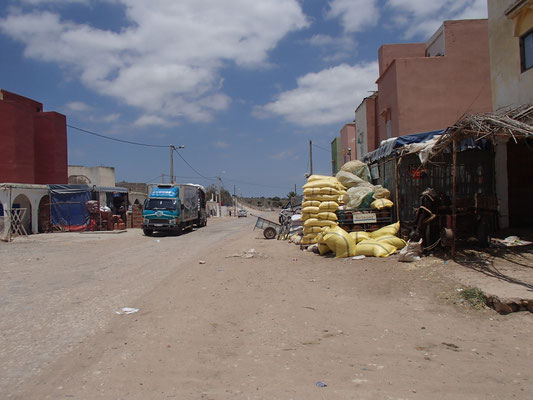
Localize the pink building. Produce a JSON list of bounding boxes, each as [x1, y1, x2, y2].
[[375, 19, 493, 145], [339, 122, 356, 164]]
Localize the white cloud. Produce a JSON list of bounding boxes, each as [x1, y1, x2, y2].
[[387, 0, 488, 39], [133, 115, 171, 127], [0, 0, 309, 123], [214, 141, 229, 149], [326, 0, 380, 33], [101, 113, 120, 123], [20, 0, 88, 4], [256, 62, 378, 127], [65, 101, 92, 112], [270, 149, 298, 160]]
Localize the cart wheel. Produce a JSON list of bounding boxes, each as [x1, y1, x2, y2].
[[263, 227, 277, 239]]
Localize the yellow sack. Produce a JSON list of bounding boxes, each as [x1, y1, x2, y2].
[[373, 187, 391, 200], [371, 198, 394, 210], [302, 200, 321, 208], [349, 231, 371, 244], [318, 201, 339, 212], [302, 206, 320, 214], [317, 212, 338, 221], [307, 175, 337, 182], [303, 180, 339, 189], [304, 188, 321, 197], [319, 187, 340, 196], [303, 226, 324, 235], [303, 218, 320, 227], [322, 226, 356, 258], [301, 235, 317, 245], [375, 234, 407, 249], [314, 219, 337, 228], [305, 194, 339, 202], [318, 243, 332, 255], [354, 240, 396, 257], [302, 212, 319, 221], [371, 222, 400, 238]]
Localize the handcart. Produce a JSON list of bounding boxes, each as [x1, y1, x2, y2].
[[254, 216, 282, 239]]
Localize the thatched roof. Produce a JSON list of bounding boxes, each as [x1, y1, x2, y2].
[[427, 105, 533, 162]]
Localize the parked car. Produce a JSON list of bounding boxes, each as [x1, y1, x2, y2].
[[238, 209, 247, 217]]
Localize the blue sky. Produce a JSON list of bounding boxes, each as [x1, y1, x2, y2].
[[0, 0, 487, 197]]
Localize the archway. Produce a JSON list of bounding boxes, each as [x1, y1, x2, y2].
[[12, 194, 32, 235], [38, 195, 51, 233]]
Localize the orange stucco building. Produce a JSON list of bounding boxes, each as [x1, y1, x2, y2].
[[373, 19, 493, 148]]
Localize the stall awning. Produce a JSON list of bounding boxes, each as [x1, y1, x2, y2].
[[364, 129, 445, 164], [92, 186, 129, 194]]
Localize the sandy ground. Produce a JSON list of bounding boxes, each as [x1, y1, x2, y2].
[[1, 214, 532, 399]]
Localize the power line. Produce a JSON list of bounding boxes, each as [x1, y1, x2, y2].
[[172, 148, 217, 181], [312, 143, 330, 153], [67, 124, 168, 148]]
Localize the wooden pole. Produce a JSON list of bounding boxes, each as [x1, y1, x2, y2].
[[309, 140, 313, 175], [170, 145, 174, 184], [452, 139, 457, 259], [395, 156, 400, 223]]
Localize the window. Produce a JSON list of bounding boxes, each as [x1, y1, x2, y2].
[[520, 29, 533, 72]]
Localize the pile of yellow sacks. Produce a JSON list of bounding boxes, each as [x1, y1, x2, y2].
[[301, 175, 346, 245], [315, 222, 406, 258]]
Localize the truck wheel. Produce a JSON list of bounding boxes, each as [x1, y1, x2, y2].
[[176, 223, 183, 235], [143, 228, 153, 236]]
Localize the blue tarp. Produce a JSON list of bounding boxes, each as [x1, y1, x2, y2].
[[364, 129, 446, 164], [48, 184, 91, 231]]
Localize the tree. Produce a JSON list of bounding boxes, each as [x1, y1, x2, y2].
[[205, 184, 232, 205], [286, 191, 297, 200]]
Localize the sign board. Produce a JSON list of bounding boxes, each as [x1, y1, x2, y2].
[[352, 212, 377, 224]]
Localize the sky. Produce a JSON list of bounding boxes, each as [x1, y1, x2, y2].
[[0, 0, 487, 197]]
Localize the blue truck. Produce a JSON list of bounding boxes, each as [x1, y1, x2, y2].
[[142, 184, 207, 236]]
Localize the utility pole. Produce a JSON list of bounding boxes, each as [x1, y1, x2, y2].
[[309, 140, 313, 175], [169, 145, 184, 185], [170, 145, 174, 184], [217, 176, 222, 216], [234, 185, 237, 217]]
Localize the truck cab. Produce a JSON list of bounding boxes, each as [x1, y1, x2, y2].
[[142, 186, 182, 236]]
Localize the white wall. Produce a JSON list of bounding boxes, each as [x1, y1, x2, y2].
[[488, 0, 533, 110]]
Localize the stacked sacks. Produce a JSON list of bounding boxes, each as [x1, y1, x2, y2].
[[336, 161, 394, 211], [301, 175, 344, 245]]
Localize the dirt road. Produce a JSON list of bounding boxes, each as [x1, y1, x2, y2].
[[1, 216, 532, 399]]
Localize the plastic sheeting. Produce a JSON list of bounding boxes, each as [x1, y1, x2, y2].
[[364, 129, 445, 163], [48, 184, 91, 231]]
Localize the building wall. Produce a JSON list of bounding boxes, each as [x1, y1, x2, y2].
[[355, 95, 377, 160], [378, 43, 426, 75], [488, 0, 533, 109], [331, 137, 341, 175], [34, 112, 68, 184], [376, 19, 493, 143], [0, 90, 67, 185], [68, 166, 116, 187], [339, 123, 356, 164]]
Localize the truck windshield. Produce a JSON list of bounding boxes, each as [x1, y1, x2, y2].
[[145, 199, 177, 211]]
